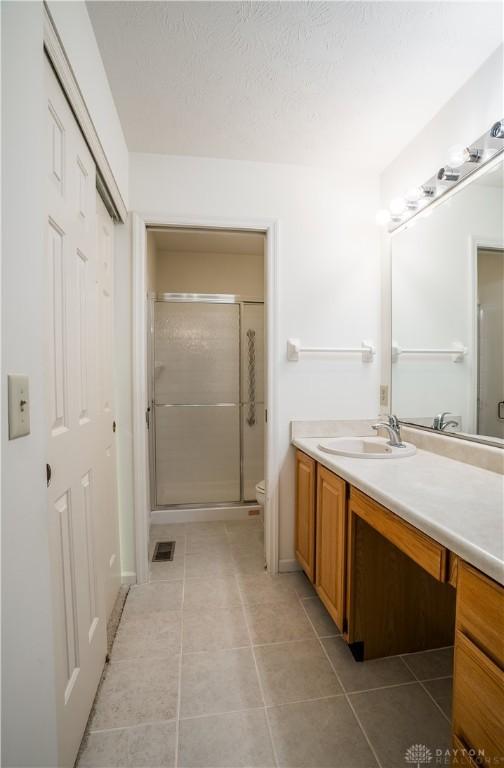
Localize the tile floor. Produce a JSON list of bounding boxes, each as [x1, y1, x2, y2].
[[79, 518, 453, 768]]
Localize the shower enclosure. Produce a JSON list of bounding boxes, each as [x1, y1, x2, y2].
[[149, 294, 264, 508]]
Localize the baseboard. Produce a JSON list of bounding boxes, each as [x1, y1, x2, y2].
[[279, 559, 302, 573], [121, 571, 137, 585], [151, 505, 263, 524]]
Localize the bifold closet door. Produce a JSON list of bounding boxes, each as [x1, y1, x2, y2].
[[241, 304, 265, 500], [154, 302, 241, 505], [45, 58, 107, 768]]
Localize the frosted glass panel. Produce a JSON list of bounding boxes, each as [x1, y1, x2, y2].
[[155, 405, 240, 505], [154, 302, 240, 404], [242, 403, 264, 501]]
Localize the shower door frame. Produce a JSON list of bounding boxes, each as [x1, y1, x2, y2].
[[132, 213, 280, 583], [148, 292, 265, 510]]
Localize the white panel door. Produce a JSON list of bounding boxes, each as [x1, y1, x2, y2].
[[96, 194, 121, 618], [45, 58, 106, 768]]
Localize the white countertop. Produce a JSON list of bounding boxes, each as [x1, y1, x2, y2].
[[293, 437, 504, 586]]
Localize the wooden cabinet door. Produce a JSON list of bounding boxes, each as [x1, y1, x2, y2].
[[295, 451, 316, 582], [315, 465, 347, 630]]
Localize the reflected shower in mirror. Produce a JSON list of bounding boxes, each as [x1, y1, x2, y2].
[[391, 157, 504, 446]]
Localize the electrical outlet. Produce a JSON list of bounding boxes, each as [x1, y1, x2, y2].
[[380, 384, 389, 408]]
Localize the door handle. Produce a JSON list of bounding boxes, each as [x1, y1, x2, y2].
[[498, 401, 504, 420], [46, 463, 52, 487]]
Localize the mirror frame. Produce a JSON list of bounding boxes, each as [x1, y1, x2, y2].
[[387, 122, 504, 450]]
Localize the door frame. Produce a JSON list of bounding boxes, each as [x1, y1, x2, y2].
[[148, 293, 265, 511], [470, 236, 504, 434], [132, 213, 280, 583]]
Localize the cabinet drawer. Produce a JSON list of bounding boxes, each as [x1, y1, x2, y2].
[[457, 561, 504, 667], [453, 630, 504, 763], [349, 488, 448, 581]]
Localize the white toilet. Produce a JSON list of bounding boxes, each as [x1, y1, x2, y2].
[[255, 480, 265, 506]]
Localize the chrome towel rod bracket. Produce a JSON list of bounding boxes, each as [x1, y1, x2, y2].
[[287, 339, 375, 363]]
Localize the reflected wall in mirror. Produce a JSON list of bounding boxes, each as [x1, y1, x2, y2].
[[391, 158, 504, 446]]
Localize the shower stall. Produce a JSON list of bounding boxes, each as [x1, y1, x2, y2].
[[149, 294, 264, 509]]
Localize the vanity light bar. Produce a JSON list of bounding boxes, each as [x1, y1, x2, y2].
[[377, 118, 504, 232], [287, 339, 375, 363]]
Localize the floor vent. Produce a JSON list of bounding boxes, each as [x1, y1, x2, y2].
[[153, 541, 176, 562]]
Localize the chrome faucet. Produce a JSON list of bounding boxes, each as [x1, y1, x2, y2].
[[433, 412, 459, 431], [372, 414, 405, 447]]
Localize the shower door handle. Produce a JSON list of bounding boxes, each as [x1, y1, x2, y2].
[[498, 401, 504, 420], [246, 329, 256, 426]]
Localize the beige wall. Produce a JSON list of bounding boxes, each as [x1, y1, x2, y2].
[[155, 250, 264, 297]]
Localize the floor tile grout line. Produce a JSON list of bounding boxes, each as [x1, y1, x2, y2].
[[400, 654, 452, 724], [173, 534, 187, 768], [89, 717, 177, 735], [418, 680, 452, 724], [297, 595, 384, 768], [179, 705, 266, 723], [401, 644, 454, 657], [228, 529, 280, 768]]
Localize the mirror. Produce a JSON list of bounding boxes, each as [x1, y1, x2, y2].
[[391, 157, 504, 447]]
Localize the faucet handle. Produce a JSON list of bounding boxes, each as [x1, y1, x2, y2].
[[388, 414, 400, 429]]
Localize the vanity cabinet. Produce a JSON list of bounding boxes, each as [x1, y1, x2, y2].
[[452, 562, 504, 764], [294, 450, 316, 582], [293, 449, 504, 761], [315, 465, 346, 631]]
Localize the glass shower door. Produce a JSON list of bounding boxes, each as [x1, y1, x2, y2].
[[241, 303, 265, 501], [154, 301, 241, 506]]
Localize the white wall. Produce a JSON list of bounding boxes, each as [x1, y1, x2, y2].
[[128, 153, 381, 562], [147, 231, 158, 292], [380, 44, 504, 402], [156, 250, 264, 297], [1, 3, 59, 765], [46, 0, 129, 208]]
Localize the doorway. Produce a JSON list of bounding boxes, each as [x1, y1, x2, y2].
[[146, 228, 265, 512], [476, 246, 504, 440], [131, 217, 279, 583]]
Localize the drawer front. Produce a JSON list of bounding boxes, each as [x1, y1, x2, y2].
[[349, 488, 448, 581], [457, 561, 504, 667], [453, 630, 504, 763]]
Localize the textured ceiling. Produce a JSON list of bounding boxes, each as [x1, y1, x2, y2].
[[87, 1, 503, 171]]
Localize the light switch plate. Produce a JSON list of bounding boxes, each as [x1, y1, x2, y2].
[[380, 384, 389, 408], [8, 375, 30, 439]]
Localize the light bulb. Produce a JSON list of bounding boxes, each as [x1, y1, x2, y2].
[[447, 144, 468, 168], [447, 144, 481, 167], [375, 209, 391, 227], [405, 187, 422, 204], [389, 197, 406, 217]]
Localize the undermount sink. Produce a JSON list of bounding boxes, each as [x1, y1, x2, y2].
[[318, 436, 416, 459]]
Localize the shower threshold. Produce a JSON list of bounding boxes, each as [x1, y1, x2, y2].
[[151, 501, 263, 525], [154, 500, 258, 511]]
